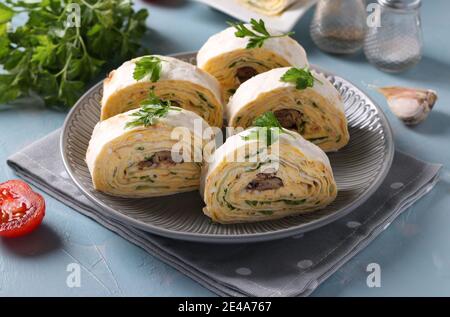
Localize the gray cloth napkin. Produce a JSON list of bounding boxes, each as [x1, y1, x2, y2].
[[7, 129, 441, 297]]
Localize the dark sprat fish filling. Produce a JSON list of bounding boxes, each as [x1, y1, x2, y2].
[[137, 151, 180, 169], [274, 109, 303, 130], [246, 173, 284, 191], [236, 66, 258, 84]]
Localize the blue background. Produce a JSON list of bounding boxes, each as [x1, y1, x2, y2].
[[0, 0, 449, 296]]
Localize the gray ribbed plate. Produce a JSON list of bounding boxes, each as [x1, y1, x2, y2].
[[61, 52, 394, 243]]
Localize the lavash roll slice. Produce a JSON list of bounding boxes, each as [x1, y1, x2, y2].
[[201, 127, 337, 224], [197, 26, 308, 102], [86, 107, 210, 198], [227, 67, 349, 152], [239, 0, 298, 16], [101, 55, 223, 127]]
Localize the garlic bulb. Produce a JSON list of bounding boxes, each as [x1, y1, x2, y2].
[[377, 86, 437, 125]]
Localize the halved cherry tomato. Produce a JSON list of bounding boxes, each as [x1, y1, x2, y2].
[[0, 180, 45, 238]]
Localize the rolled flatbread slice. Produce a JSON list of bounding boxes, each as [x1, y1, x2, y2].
[[201, 127, 337, 224], [86, 107, 210, 198], [197, 26, 308, 102], [239, 0, 298, 16], [101, 55, 223, 127], [227, 67, 349, 152]]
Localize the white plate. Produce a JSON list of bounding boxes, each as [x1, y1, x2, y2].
[[193, 0, 317, 32]]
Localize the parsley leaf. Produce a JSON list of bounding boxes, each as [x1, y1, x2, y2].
[[280, 67, 323, 90], [228, 18, 294, 49], [0, 0, 149, 109], [242, 112, 284, 146], [133, 56, 163, 82], [0, 3, 14, 24], [253, 111, 283, 129], [125, 90, 180, 128]]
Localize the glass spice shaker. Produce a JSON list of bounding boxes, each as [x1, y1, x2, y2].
[[310, 0, 367, 54], [364, 0, 423, 73]]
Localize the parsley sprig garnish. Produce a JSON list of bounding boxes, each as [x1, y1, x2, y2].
[[126, 91, 180, 128], [133, 56, 163, 82], [228, 19, 294, 49], [242, 112, 284, 146], [280, 67, 323, 90], [253, 111, 283, 129]]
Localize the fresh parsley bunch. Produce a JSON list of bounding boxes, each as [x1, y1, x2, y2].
[[0, 0, 148, 108]]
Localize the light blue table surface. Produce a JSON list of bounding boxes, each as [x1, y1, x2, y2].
[[1, 0, 449, 296]]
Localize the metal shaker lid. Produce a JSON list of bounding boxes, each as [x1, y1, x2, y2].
[[378, 0, 421, 10]]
